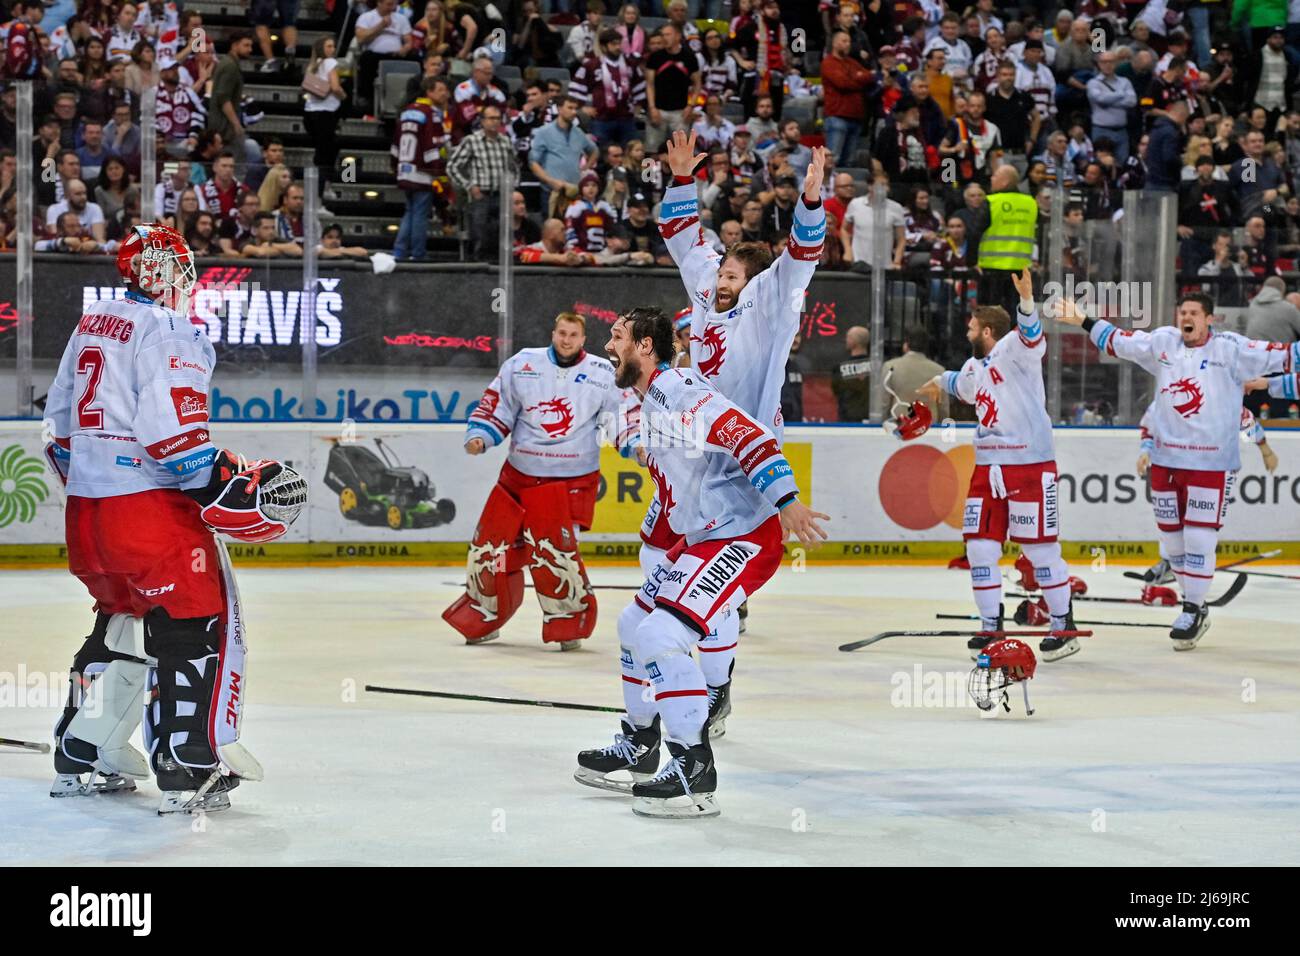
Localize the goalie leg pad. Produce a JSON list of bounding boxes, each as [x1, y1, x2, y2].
[[442, 482, 527, 640], [55, 611, 151, 778], [142, 607, 223, 776], [519, 481, 596, 643]]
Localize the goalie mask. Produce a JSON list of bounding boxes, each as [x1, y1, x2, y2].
[[968, 638, 1037, 715], [117, 223, 197, 314]]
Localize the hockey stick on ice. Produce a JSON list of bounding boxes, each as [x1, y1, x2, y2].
[[1006, 572, 1247, 608], [0, 737, 51, 753], [365, 684, 623, 713], [1122, 549, 1282, 581], [838, 629, 1093, 653], [1223, 568, 1300, 582], [935, 613, 1164, 628]]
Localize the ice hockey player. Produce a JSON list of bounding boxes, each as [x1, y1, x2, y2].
[[575, 307, 828, 817], [444, 312, 629, 649], [651, 130, 828, 727], [42, 223, 306, 814], [919, 268, 1082, 663], [1052, 291, 1299, 648], [1135, 393, 1281, 587]]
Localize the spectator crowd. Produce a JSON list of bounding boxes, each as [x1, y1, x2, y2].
[[0, 0, 1299, 309]]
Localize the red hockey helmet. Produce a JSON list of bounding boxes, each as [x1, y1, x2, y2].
[[890, 400, 932, 441], [673, 306, 693, 332], [969, 638, 1038, 713], [117, 223, 196, 312]]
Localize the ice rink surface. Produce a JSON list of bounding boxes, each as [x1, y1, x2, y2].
[[2, 562, 1298, 866]]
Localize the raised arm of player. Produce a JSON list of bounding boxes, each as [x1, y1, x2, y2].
[[1001, 266, 1046, 364], [466, 361, 520, 454], [1226, 336, 1299, 383], [696, 393, 829, 546], [131, 321, 219, 490], [1051, 293, 1162, 375], [752, 146, 829, 336], [658, 130, 722, 299]]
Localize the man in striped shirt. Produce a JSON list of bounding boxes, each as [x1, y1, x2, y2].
[[448, 104, 520, 262]]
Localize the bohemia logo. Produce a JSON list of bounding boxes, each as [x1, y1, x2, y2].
[[526, 398, 575, 437], [692, 324, 727, 377], [974, 387, 999, 428], [1162, 377, 1205, 418]]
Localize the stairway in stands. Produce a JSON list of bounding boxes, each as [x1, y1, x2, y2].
[[187, 0, 459, 257]]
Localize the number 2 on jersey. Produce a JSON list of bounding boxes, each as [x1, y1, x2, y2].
[[76, 346, 106, 429]]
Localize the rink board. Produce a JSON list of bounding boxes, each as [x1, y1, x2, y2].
[[2, 421, 1299, 565]]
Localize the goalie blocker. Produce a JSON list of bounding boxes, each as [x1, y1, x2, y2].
[[443, 461, 599, 645]]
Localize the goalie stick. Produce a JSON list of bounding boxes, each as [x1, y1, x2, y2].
[[1007, 572, 1247, 607], [0, 737, 51, 753], [839, 628, 1093, 653], [365, 684, 622, 713], [1122, 549, 1282, 581], [935, 613, 1164, 628]]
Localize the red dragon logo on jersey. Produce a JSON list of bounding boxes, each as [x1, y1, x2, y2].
[[691, 324, 727, 378], [646, 456, 676, 519], [1161, 377, 1204, 418], [526, 398, 575, 437], [974, 387, 999, 428]]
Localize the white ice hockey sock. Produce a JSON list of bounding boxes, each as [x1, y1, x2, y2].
[[638, 609, 708, 746], [1181, 526, 1218, 607], [966, 537, 1003, 622], [618, 600, 657, 728], [1021, 541, 1071, 619], [1159, 528, 1186, 593], [697, 601, 740, 687]]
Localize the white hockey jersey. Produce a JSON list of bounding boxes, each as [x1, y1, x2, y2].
[[940, 305, 1056, 465], [1090, 320, 1299, 471], [1139, 400, 1279, 453], [658, 181, 825, 440], [639, 365, 799, 545], [44, 292, 218, 498], [466, 347, 625, 478]]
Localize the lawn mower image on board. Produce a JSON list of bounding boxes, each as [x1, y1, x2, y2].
[[324, 437, 456, 531]]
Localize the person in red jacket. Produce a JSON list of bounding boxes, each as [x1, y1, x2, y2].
[[2, 1, 45, 79], [821, 29, 875, 166]]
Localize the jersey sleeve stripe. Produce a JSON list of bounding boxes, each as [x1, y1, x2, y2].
[[467, 419, 507, 445]]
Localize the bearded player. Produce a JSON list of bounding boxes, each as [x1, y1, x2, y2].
[[648, 130, 828, 727], [575, 307, 828, 817], [444, 313, 629, 650], [920, 268, 1082, 663], [42, 223, 306, 814], [1054, 292, 1299, 647]]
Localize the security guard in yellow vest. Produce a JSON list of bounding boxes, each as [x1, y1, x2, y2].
[[977, 165, 1038, 314]]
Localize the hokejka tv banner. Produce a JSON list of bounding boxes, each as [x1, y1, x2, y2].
[[1, 422, 1298, 563]]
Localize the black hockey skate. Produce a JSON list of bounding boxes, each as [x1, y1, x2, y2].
[[705, 660, 734, 739], [736, 600, 748, 635], [155, 757, 241, 815], [1039, 605, 1081, 662], [574, 715, 661, 793], [1142, 558, 1176, 585], [967, 603, 1004, 661], [631, 738, 719, 818], [1170, 601, 1210, 651]]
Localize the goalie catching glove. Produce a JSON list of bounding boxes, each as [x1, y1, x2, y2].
[[186, 450, 308, 542]]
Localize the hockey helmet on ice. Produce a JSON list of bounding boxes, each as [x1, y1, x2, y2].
[[968, 638, 1037, 714], [117, 223, 197, 312]]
